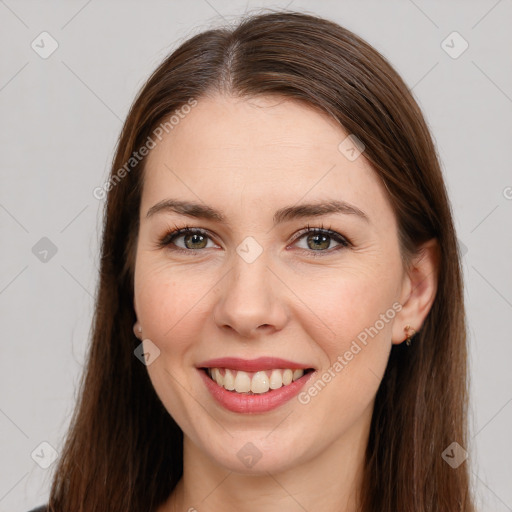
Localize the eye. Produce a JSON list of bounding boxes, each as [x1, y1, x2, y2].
[[290, 224, 351, 256], [157, 225, 218, 252], [157, 223, 351, 256]]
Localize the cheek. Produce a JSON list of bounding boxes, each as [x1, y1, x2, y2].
[[134, 258, 217, 353], [133, 260, 216, 422], [294, 262, 400, 354], [289, 262, 401, 418], [292, 272, 397, 427]]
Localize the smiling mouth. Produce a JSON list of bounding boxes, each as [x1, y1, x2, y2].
[[201, 367, 315, 395]]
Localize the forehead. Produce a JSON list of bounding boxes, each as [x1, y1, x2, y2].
[[141, 94, 390, 223], [147, 94, 347, 168]]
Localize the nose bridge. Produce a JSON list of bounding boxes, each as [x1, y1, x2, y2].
[[213, 245, 288, 336], [227, 247, 274, 310]]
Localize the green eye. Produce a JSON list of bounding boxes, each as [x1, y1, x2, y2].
[[292, 227, 350, 255], [158, 224, 351, 256], [160, 227, 215, 251], [180, 232, 209, 250]]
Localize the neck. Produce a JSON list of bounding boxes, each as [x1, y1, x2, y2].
[[160, 402, 373, 512]]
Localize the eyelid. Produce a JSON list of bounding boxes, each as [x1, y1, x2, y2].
[[157, 223, 351, 254], [290, 223, 350, 247], [288, 225, 351, 257], [157, 225, 219, 251]]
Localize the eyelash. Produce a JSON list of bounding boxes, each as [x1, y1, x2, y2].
[[156, 223, 351, 257]]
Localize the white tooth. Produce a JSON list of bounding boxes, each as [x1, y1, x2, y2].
[[223, 369, 235, 390], [234, 370, 251, 392], [251, 371, 270, 394], [213, 368, 224, 386], [282, 369, 293, 386], [269, 369, 283, 389], [292, 369, 304, 381]]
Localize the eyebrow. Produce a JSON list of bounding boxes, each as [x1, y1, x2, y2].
[[145, 198, 369, 225]]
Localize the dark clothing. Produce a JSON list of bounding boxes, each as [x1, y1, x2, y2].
[[28, 506, 47, 512]]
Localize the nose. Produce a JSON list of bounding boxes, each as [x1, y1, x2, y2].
[[212, 252, 289, 339]]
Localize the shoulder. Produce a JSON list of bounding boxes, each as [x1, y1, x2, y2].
[[27, 506, 47, 512]]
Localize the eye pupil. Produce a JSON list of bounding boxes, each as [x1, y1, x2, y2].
[[308, 234, 330, 250], [185, 233, 207, 249]]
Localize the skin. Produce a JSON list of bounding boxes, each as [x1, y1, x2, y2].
[[133, 94, 439, 512]]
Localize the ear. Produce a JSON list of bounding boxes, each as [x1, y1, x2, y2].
[[392, 238, 440, 345]]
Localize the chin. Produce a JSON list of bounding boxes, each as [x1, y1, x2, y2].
[[197, 431, 309, 475]]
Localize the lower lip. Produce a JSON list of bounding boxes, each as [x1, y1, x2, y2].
[[198, 369, 315, 413]]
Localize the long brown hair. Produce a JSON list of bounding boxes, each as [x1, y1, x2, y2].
[[47, 11, 475, 511]]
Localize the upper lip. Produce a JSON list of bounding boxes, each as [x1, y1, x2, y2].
[[196, 357, 313, 372]]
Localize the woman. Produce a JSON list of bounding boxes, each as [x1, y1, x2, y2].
[[30, 10, 475, 512]]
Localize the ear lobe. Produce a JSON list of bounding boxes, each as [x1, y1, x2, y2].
[[133, 322, 142, 339], [391, 238, 440, 345]]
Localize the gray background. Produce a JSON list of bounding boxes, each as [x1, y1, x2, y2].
[[1, 1, 511, 510]]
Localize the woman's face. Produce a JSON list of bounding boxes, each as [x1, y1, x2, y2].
[[133, 94, 410, 474]]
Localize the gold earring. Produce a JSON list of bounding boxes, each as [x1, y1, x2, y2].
[[404, 324, 416, 346]]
